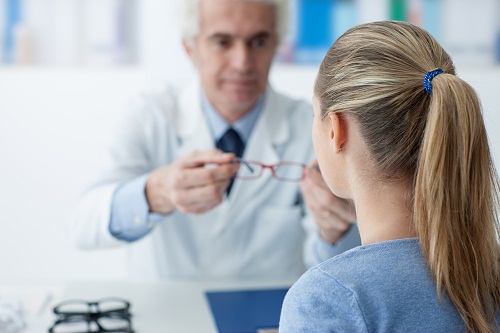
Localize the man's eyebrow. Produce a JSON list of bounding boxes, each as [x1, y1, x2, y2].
[[208, 31, 272, 41], [247, 31, 272, 40], [208, 33, 232, 40]]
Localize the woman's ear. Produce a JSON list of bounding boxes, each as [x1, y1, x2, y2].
[[327, 113, 347, 154]]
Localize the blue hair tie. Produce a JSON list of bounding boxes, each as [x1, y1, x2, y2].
[[423, 68, 444, 94]]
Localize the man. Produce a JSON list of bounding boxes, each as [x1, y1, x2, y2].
[[72, 0, 360, 280]]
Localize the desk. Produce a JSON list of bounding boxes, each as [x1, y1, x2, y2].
[[6, 279, 295, 333]]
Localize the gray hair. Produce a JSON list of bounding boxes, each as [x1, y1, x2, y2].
[[178, 0, 289, 44]]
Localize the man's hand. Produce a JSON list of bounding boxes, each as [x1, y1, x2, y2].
[[145, 150, 239, 215], [300, 160, 356, 244]]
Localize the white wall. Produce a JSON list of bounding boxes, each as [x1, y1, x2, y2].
[[0, 68, 146, 281], [1, 64, 500, 281]]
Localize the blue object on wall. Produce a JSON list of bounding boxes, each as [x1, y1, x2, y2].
[[4, 0, 22, 63], [294, 0, 335, 64], [333, 0, 356, 42], [422, 0, 441, 43]]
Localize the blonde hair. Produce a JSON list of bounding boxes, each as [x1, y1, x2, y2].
[[178, 0, 289, 44], [315, 21, 500, 332]]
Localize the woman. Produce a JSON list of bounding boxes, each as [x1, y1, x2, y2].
[[280, 21, 500, 332]]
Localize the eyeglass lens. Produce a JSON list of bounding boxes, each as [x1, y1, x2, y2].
[[50, 316, 132, 333], [273, 162, 306, 181], [55, 299, 129, 315]]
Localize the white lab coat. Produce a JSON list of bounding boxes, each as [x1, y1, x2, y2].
[[72, 81, 351, 280]]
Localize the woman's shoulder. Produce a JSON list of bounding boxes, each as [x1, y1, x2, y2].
[[281, 263, 368, 332], [305, 238, 429, 303], [281, 238, 468, 332]]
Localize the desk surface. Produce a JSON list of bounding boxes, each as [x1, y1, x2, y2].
[[5, 279, 295, 333]]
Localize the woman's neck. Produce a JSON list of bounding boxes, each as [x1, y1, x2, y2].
[[353, 179, 417, 245]]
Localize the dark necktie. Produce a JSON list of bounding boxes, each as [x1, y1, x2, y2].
[[216, 128, 245, 195]]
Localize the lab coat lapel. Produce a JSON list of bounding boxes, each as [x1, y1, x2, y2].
[[174, 81, 215, 159], [174, 81, 231, 230]]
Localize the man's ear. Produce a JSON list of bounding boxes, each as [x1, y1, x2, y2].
[[182, 39, 195, 63], [327, 113, 347, 154]]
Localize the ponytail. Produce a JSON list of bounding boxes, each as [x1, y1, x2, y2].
[[415, 74, 500, 332]]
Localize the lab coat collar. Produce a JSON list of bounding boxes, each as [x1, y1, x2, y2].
[[175, 80, 290, 158]]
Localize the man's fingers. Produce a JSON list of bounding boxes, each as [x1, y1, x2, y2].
[[304, 166, 330, 189], [179, 149, 236, 169], [301, 177, 356, 223], [318, 209, 351, 230], [172, 163, 239, 189], [172, 180, 230, 214]]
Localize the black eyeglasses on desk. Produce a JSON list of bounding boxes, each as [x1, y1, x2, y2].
[[48, 297, 134, 333]]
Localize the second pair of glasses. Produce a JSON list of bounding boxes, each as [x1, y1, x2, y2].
[[48, 297, 134, 333]]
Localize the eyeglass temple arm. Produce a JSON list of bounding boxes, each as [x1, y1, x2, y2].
[[233, 158, 255, 173]]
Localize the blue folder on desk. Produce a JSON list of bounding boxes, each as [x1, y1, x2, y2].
[[205, 288, 289, 333]]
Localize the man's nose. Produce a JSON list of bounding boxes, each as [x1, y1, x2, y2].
[[230, 43, 253, 71]]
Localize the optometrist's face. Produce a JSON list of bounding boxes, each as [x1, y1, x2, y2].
[[184, 0, 278, 122]]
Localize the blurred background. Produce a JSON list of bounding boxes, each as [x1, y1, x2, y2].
[[1, 0, 500, 282]]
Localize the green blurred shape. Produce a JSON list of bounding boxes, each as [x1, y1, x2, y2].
[[390, 0, 407, 21]]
